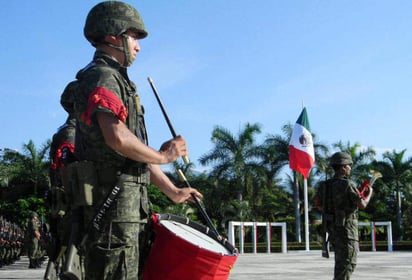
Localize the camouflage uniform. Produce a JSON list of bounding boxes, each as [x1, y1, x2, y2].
[[49, 115, 76, 246], [318, 152, 363, 280], [26, 212, 41, 268], [67, 1, 151, 276], [0, 217, 8, 267], [45, 90, 77, 279], [327, 174, 361, 280], [0, 218, 23, 267], [72, 50, 152, 279]]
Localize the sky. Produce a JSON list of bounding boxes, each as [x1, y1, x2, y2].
[[1, 0, 412, 175]]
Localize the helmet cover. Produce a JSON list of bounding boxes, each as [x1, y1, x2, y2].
[[330, 152, 353, 166], [84, 1, 148, 44]]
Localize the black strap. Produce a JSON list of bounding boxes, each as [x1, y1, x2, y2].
[[91, 174, 126, 232]]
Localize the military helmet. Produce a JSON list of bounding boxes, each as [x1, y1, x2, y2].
[[29, 212, 38, 219], [330, 152, 353, 166], [60, 81, 77, 114], [84, 1, 148, 44]]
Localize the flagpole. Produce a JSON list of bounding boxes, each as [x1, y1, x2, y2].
[[294, 172, 301, 243], [289, 106, 314, 250], [304, 178, 310, 251]]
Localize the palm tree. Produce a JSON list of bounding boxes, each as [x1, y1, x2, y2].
[[261, 124, 292, 177], [0, 148, 21, 188], [9, 140, 51, 196], [373, 149, 412, 240], [199, 123, 262, 220]]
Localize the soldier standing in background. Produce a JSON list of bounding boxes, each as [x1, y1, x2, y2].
[[0, 216, 5, 268], [26, 212, 41, 269], [1, 217, 23, 267], [318, 152, 374, 280], [45, 82, 77, 279], [0, 217, 8, 268], [63, 1, 202, 279]]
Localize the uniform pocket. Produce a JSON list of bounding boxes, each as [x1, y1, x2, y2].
[[70, 161, 97, 206], [87, 245, 129, 280]]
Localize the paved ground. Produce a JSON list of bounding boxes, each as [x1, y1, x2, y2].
[[229, 251, 412, 280], [0, 251, 411, 279], [0, 256, 48, 280]]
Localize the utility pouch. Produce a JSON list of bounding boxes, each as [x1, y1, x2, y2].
[[55, 186, 68, 217], [70, 161, 97, 206]]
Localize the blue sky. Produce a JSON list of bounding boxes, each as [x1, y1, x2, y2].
[[1, 0, 411, 174]]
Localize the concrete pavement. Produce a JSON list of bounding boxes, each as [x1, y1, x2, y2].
[[1, 251, 411, 279], [229, 251, 412, 280], [0, 256, 48, 280]]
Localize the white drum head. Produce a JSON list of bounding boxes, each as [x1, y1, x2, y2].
[[160, 220, 230, 255]]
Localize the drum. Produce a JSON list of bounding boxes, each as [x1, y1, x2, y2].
[[143, 213, 238, 280]]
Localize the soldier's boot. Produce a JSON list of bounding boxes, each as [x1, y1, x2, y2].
[[29, 258, 36, 269], [35, 258, 42, 268]]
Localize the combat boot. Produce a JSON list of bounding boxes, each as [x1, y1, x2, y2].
[[29, 259, 36, 269], [35, 258, 42, 268]]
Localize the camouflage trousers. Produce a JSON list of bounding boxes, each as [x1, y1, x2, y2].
[[27, 238, 39, 260], [84, 223, 142, 279], [333, 238, 358, 280], [79, 169, 151, 280]]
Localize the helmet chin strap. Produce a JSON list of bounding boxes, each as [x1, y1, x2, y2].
[[103, 34, 133, 67], [121, 34, 134, 67]]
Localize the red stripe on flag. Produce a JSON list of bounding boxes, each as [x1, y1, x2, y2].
[[289, 145, 314, 179]]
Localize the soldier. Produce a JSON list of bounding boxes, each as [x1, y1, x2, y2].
[[45, 82, 77, 279], [14, 224, 24, 263], [64, 1, 202, 279], [0, 217, 6, 267], [318, 152, 374, 280], [26, 212, 41, 268]]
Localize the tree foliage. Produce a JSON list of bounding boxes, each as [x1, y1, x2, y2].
[[1, 124, 412, 242]]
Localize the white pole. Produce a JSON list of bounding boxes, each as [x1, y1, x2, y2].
[[304, 178, 310, 251], [387, 221, 393, 252], [371, 222, 376, 252], [228, 221, 235, 246], [281, 223, 287, 253], [240, 222, 244, 254], [253, 222, 257, 254], [266, 222, 271, 253]]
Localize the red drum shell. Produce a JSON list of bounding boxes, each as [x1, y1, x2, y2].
[[143, 213, 238, 280]]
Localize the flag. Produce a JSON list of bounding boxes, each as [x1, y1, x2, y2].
[[289, 107, 315, 179]]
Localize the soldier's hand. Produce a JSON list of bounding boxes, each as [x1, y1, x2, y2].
[[170, 187, 203, 204], [159, 135, 187, 163]]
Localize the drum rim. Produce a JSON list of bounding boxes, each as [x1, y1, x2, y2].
[[156, 213, 238, 255]]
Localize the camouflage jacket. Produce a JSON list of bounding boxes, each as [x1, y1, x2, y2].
[[320, 175, 362, 241], [73, 50, 148, 169]]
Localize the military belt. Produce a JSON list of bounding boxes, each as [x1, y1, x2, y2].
[[121, 166, 150, 184]]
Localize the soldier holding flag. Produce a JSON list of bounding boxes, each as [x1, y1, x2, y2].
[[317, 152, 374, 280]]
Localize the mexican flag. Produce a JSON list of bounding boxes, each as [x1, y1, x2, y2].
[[289, 107, 315, 179]]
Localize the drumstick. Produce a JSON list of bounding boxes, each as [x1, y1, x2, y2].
[[147, 77, 190, 164], [177, 169, 222, 240], [147, 77, 221, 239]]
